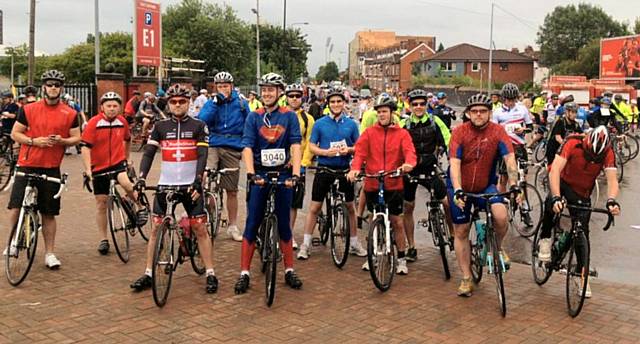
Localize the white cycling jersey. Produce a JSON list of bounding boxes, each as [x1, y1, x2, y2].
[[492, 103, 533, 145]]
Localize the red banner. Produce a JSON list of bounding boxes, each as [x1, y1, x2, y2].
[[135, 0, 161, 67], [600, 35, 640, 80]]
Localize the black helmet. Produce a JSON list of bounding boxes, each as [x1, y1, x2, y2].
[[408, 89, 429, 101], [1, 90, 13, 98], [564, 101, 578, 112], [589, 97, 600, 106], [500, 83, 519, 100], [561, 94, 574, 105], [165, 84, 191, 99], [100, 91, 122, 104], [465, 93, 492, 112], [259, 73, 286, 89], [41, 69, 66, 84], [373, 93, 397, 111], [326, 86, 346, 101], [23, 85, 38, 96]]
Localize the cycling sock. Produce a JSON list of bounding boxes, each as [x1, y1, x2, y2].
[[206, 269, 215, 277], [285, 268, 294, 274], [397, 251, 406, 259], [241, 270, 250, 277], [350, 236, 358, 247], [240, 239, 255, 272], [280, 239, 294, 269], [144, 268, 152, 277], [303, 234, 312, 247]]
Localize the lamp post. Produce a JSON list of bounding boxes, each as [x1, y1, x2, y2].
[[252, 1, 260, 90]]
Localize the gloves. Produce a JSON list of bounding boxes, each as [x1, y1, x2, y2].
[[551, 195, 564, 213], [454, 189, 465, 203], [135, 178, 146, 191], [509, 184, 522, 198], [190, 178, 203, 194], [606, 198, 620, 211]]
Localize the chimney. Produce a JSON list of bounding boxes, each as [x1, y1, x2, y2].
[[511, 47, 520, 53]]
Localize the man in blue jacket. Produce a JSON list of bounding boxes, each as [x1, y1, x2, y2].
[[198, 71, 250, 241]]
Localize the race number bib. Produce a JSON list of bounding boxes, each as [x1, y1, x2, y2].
[[330, 139, 347, 150], [504, 122, 522, 134], [260, 148, 286, 167], [600, 108, 611, 117]]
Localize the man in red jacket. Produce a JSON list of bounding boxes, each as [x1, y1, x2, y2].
[[348, 93, 417, 275]]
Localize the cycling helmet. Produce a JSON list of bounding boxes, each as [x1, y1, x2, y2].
[[373, 93, 397, 111], [408, 89, 429, 101], [561, 94, 574, 105], [564, 101, 578, 112], [465, 93, 492, 112], [23, 85, 38, 96], [259, 72, 286, 89], [326, 86, 346, 101], [360, 89, 372, 99], [100, 91, 122, 104], [602, 91, 613, 98], [490, 91, 501, 97], [165, 84, 191, 99], [214, 71, 234, 83], [589, 97, 600, 106], [285, 83, 304, 95], [249, 90, 258, 96], [437, 91, 447, 99], [143, 92, 153, 98], [583, 126, 610, 159], [1, 90, 13, 98], [41, 69, 65, 84], [551, 93, 559, 100], [614, 94, 623, 101], [500, 83, 519, 100], [601, 97, 612, 106], [17, 94, 26, 101]]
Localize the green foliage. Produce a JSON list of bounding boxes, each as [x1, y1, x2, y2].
[[315, 61, 339, 82], [437, 43, 445, 52], [253, 24, 311, 83], [411, 74, 481, 88], [551, 39, 601, 78], [634, 17, 640, 34]]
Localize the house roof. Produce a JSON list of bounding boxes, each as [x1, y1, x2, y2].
[[400, 42, 435, 60], [415, 43, 533, 63]]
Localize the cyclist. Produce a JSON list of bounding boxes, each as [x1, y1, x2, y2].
[[80, 92, 146, 255], [234, 72, 303, 294], [348, 93, 417, 275], [1, 90, 19, 136], [545, 94, 560, 124], [285, 83, 315, 250], [490, 91, 502, 111], [124, 90, 142, 123], [23, 85, 39, 104], [247, 90, 263, 112], [5, 70, 81, 269], [198, 71, 249, 242], [613, 94, 633, 124], [297, 86, 365, 260], [449, 94, 520, 297], [530, 91, 547, 124], [432, 92, 456, 129], [545, 101, 583, 165], [492, 83, 533, 196], [399, 88, 452, 262], [130, 84, 218, 294], [537, 126, 620, 298], [588, 97, 624, 133], [137, 92, 165, 139]]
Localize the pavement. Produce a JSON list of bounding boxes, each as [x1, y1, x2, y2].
[[1, 152, 640, 343]]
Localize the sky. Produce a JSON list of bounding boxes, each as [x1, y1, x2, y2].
[[1, 0, 639, 76]]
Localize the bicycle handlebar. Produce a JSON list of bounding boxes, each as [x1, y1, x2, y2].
[[564, 204, 615, 231], [307, 166, 350, 175], [15, 171, 68, 199], [407, 164, 446, 183], [465, 190, 514, 200], [357, 169, 404, 181], [205, 167, 239, 175]]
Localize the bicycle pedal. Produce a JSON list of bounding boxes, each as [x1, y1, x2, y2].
[[589, 269, 598, 278], [311, 238, 321, 246]]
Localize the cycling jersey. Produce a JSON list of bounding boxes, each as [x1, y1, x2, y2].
[[294, 109, 315, 167], [545, 102, 559, 123], [492, 103, 533, 145], [558, 138, 616, 198], [399, 113, 450, 167], [432, 105, 456, 129], [1, 102, 19, 134], [198, 90, 249, 150], [137, 99, 162, 119], [310, 113, 359, 169], [80, 113, 131, 172]]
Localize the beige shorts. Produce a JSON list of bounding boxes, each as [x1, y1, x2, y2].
[[208, 147, 242, 191]]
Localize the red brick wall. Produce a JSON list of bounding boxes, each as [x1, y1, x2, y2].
[[464, 62, 533, 85], [400, 45, 435, 91]]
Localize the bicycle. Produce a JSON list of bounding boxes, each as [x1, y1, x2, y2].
[[129, 115, 156, 152], [307, 166, 351, 268], [4, 171, 68, 286], [468, 190, 514, 317], [531, 203, 614, 317], [145, 185, 209, 308], [203, 167, 238, 241], [83, 169, 151, 263], [509, 156, 543, 237], [359, 169, 403, 292], [411, 168, 453, 280], [0, 133, 18, 191]]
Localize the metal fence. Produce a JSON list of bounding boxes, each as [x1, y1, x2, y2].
[[14, 84, 98, 116]]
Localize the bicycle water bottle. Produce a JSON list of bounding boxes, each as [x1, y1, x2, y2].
[[475, 219, 487, 261], [555, 231, 570, 254], [179, 213, 191, 238]]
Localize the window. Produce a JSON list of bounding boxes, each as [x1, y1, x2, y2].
[[440, 62, 456, 72], [499, 63, 509, 71], [471, 62, 480, 72]]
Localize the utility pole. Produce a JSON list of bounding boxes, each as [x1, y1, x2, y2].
[[95, 0, 100, 78], [28, 0, 36, 85], [253, 0, 261, 90], [282, 0, 287, 81], [488, 2, 495, 92]]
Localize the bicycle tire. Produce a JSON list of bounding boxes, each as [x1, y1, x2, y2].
[[469, 223, 483, 284], [136, 192, 151, 242], [204, 192, 220, 242], [5, 210, 39, 286], [432, 210, 450, 280], [614, 151, 624, 182], [108, 196, 130, 263], [264, 215, 278, 307], [189, 236, 206, 275], [534, 141, 546, 162], [534, 165, 549, 196], [0, 152, 14, 191], [367, 216, 396, 292], [512, 183, 543, 238], [152, 222, 176, 308], [488, 231, 507, 317], [330, 202, 350, 268], [566, 231, 589, 317], [130, 124, 144, 152], [627, 134, 639, 160], [320, 199, 331, 245], [531, 223, 553, 285]]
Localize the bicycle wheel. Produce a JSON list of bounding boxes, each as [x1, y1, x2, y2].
[[534, 165, 549, 197], [189, 237, 206, 275], [264, 215, 279, 307], [614, 151, 624, 182], [136, 192, 151, 242], [627, 134, 639, 160], [431, 210, 450, 280], [108, 196, 130, 263], [469, 224, 483, 284], [0, 153, 13, 191], [531, 223, 552, 285], [534, 141, 546, 162], [5, 210, 39, 286], [488, 231, 507, 317], [320, 199, 331, 245], [367, 216, 396, 292], [330, 202, 350, 268], [566, 231, 589, 317], [129, 124, 144, 152], [511, 183, 543, 238], [204, 191, 220, 242], [152, 222, 177, 307]]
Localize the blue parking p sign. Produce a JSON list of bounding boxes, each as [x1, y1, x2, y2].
[[144, 12, 152, 25]]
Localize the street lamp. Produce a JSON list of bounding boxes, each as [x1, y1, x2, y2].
[[252, 1, 260, 90]]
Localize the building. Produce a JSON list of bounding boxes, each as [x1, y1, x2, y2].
[[412, 43, 534, 86], [348, 30, 435, 87]]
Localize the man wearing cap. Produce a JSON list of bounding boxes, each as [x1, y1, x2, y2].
[[247, 91, 263, 112], [432, 92, 456, 129], [490, 92, 502, 111]]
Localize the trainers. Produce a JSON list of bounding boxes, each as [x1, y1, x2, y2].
[[406, 247, 417, 262], [234, 274, 250, 294], [349, 241, 367, 257], [285, 270, 303, 289], [97, 240, 110, 255], [206, 275, 219, 294], [362, 261, 370, 271], [457, 278, 474, 297], [44, 254, 61, 269], [292, 238, 299, 251], [396, 258, 408, 275], [538, 238, 552, 262], [130, 274, 152, 292], [227, 225, 243, 242], [297, 243, 310, 260], [580, 279, 592, 299]]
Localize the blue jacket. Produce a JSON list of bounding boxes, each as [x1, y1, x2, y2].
[[198, 90, 249, 150]]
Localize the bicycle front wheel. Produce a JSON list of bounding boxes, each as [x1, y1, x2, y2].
[[5, 210, 39, 286], [108, 196, 130, 263], [204, 191, 220, 242], [531, 223, 552, 285], [469, 225, 483, 284], [534, 141, 546, 162], [534, 165, 549, 196], [330, 202, 350, 268], [431, 210, 450, 280], [152, 222, 177, 308], [488, 231, 507, 317], [264, 215, 279, 307], [511, 183, 543, 238], [566, 231, 589, 317], [367, 216, 396, 292]]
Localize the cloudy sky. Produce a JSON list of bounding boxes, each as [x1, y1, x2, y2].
[[2, 0, 639, 75]]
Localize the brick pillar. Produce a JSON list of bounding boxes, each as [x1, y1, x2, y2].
[[129, 76, 159, 97], [96, 73, 125, 103]]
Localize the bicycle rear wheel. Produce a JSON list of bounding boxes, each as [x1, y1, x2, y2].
[[204, 191, 221, 242], [5, 210, 39, 286], [108, 196, 130, 263], [264, 215, 279, 307], [189, 236, 206, 275], [367, 216, 396, 292], [531, 223, 552, 285], [330, 202, 350, 268], [152, 222, 177, 307], [566, 231, 589, 317], [627, 134, 639, 160], [431, 210, 450, 280], [511, 183, 543, 238], [488, 231, 507, 317]]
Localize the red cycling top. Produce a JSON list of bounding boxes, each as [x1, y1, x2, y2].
[[81, 113, 131, 172], [558, 138, 616, 198], [449, 122, 513, 193], [16, 100, 79, 169]]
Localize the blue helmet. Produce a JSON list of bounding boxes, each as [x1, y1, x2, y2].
[[156, 89, 166, 97], [601, 97, 612, 106], [437, 92, 447, 99]]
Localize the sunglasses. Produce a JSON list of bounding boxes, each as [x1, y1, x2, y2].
[[411, 102, 426, 107], [45, 82, 62, 88], [287, 94, 302, 99], [329, 100, 343, 104], [468, 109, 490, 115], [168, 99, 189, 105]]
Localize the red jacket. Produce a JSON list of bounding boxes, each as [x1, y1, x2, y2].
[[352, 122, 417, 192]]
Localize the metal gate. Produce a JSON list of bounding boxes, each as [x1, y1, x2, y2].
[[14, 84, 98, 116]]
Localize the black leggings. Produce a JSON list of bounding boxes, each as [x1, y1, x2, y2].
[[540, 181, 592, 239]]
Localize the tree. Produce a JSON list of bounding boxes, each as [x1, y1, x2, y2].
[[552, 39, 601, 79], [437, 43, 445, 52], [253, 24, 311, 82], [634, 17, 640, 34], [315, 61, 339, 82], [537, 4, 629, 67]]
